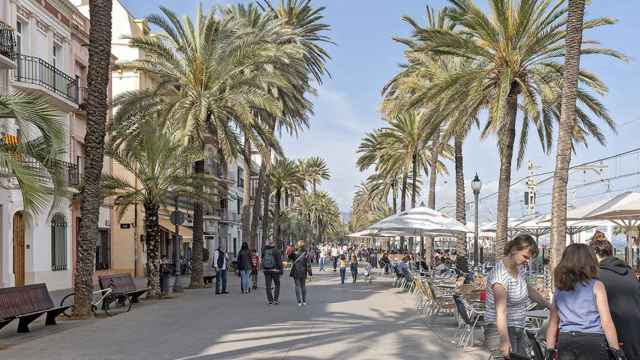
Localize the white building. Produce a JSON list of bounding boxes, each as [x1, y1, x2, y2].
[[0, 0, 82, 290]]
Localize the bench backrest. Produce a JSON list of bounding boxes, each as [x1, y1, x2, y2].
[[99, 273, 137, 293], [0, 283, 54, 319]]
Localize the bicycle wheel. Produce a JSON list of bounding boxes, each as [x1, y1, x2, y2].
[[60, 293, 75, 317], [111, 294, 132, 313], [101, 294, 115, 317]]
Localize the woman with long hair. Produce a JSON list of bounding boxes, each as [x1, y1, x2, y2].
[[546, 243, 625, 360], [289, 240, 312, 306], [237, 242, 252, 294]]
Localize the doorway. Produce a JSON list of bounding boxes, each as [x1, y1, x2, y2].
[[13, 211, 25, 286]]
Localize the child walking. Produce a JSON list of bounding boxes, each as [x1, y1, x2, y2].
[[339, 255, 348, 285], [250, 249, 260, 290], [545, 243, 626, 360], [350, 255, 359, 284]]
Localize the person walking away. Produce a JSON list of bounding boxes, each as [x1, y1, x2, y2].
[[484, 234, 550, 359], [285, 244, 295, 264], [289, 240, 313, 306], [589, 233, 640, 359], [350, 255, 359, 284], [262, 241, 283, 305], [546, 243, 626, 360], [319, 244, 327, 272], [250, 249, 260, 290], [380, 253, 391, 274], [339, 254, 348, 285], [237, 242, 251, 294], [331, 245, 339, 271], [213, 247, 229, 295]]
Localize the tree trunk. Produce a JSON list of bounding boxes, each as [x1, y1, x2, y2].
[[391, 179, 397, 213], [551, 0, 586, 272], [261, 174, 271, 246], [411, 153, 417, 208], [428, 128, 440, 209], [144, 202, 161, 298], [242, 135, 253, 249], [400, 174, 407, 251], [250, 159, 267, 244], [73, 0, 112, 318], [455, 136, 467, 256], [190, 160, 205, 288], [495, 87, 519, 259], [274, 188, 282, 249]]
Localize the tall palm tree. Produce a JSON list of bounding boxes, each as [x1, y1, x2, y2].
[[112, 6, 288, 288], [300, 156, 331, 193], [0, 93, 65, 212], [269, 158, 304, 248], [102, 124, 212, 298], [550, 0, 586, 270], [74, 0, 112, 318], [403, 0, 621, 258]]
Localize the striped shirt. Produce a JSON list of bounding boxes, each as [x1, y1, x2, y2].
[[485, 260, 530, 327]]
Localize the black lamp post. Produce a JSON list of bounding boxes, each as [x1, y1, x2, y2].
[[471, 173, 482, 267]]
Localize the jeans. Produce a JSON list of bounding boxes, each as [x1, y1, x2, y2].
[[240, 270, 250, 291], [215, 269, 227, 293], [319, 256, 326, 271], [557, 332, 609, 360], [333, 257, 338, 271], [264, 271, 280, 303], [294, 277, 307, 303], [340, 268, 346, 284], [484, 325, 529, 360], [351, 270, 358, 283]]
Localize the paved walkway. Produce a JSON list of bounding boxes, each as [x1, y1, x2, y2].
[[0, 269, 489, 360]]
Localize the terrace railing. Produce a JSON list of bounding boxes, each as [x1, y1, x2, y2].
[[0, 21, 16, 61], [14, 54, 79, 104]]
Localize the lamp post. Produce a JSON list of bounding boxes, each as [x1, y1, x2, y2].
[[470, 173, 482, 268], [170, 196, 185, 293]]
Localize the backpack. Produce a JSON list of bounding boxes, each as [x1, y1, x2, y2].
[[262, 248, 275, 269], [216, 250, 225, 268]]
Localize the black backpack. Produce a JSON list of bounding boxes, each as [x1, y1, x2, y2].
[[262, 248, 275, 269], [216, 250, 225, 268]]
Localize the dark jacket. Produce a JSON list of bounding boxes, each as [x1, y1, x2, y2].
[[289, 250, 312, 279], [598, 256, 640, 359], [261, 245, 283, 273], [236, 249, 251, 271]]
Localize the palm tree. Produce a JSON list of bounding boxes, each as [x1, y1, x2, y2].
[[269, 158, 304, 248], [300, 156, 331, 193], [112, 6, 289, 288], [0, 93, 65, 212], [102, 124, 212, 298], [400, 0, 622, 258], [74, 0, 113, 318], [550, 0, 586, 270]]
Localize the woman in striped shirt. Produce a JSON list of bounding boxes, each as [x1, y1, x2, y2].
[[484, 234, 551, 359]]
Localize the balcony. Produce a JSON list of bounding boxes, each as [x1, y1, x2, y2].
[[0, 156, 80, 188], [0, 22, 16, 69], [77, 86, 88, 111], [13, 54, 79, 110]]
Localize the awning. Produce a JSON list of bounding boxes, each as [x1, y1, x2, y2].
[[159, 216, 193, 242]]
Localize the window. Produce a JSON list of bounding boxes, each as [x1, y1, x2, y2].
[[52, 42, 62, 69], [96, 229, 111, 270], [51, 214, 67, 271], [237, 197, 242, 215], [237, 167, 244, 188], [15, 21, 23, 54], [220, 198, 228, 210]]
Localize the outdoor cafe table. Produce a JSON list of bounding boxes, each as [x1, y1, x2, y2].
[[526, 309, 549, 328]]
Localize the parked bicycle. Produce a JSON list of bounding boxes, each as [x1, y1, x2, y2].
[[60, 287, 132, 317]]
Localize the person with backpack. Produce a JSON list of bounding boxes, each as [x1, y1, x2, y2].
[[237, 242, 251, 294], [213, 247, 229, 295], [545, 243, 626, 360], [289, 240, 313, 306], [262, 240, 283, 305]]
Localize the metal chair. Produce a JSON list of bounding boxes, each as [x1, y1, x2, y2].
[[452, 294, 486, 348]]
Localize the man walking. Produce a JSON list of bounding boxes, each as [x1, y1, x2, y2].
[[319, 244, 327, 272], [331, 245, 339, 272], [213, 247, 229, 295], [262, 240, 283, 305]]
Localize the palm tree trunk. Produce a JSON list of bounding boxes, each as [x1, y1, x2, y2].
[[144, 202, 161, 298], [250, 158, 267, 244], [428, 128, 440, 209], [242, 135, 253, 249], [274, 188, 282, 249], [495, 87, 519, 259], [455, 136, 467, 257], [411, 153, 417, 208], [190, 159, 205, 288], [391, 179, 397, 213], [261, 173, 271, 246], [73, 0, 112, 318], [400, 174, 407, 251], [551, 0, 586, 271]]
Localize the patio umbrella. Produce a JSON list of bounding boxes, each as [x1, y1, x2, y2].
[[368, 206, 469, 236], [513, 214, 551, 241], [584, 192, 640, 266], [540, 198, 613, 243]]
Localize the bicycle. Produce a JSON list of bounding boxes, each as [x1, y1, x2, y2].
[[60, 288, 132, 317]]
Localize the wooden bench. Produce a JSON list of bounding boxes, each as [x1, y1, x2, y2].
[[0, 283, 70, 333], [98, 273, 148, 304]]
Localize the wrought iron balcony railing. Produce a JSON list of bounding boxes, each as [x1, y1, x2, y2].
[[0, 157, 80, 187], [0, 22, 16, 61], [14, 54, 80, 104]]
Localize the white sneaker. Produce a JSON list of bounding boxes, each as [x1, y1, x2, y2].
[[302, 302, 307, 306], [298, 302, 302, 307]]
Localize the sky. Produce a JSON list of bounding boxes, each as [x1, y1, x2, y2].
[[121, 0, 640, 221]]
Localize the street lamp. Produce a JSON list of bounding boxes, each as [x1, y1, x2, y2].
[[470, 173, 482, 268]]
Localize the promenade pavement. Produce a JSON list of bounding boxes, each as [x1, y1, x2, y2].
[[0, 268, 489, 360]]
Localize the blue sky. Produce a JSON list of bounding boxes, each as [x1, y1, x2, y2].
[[122, 0, 640, 219]]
